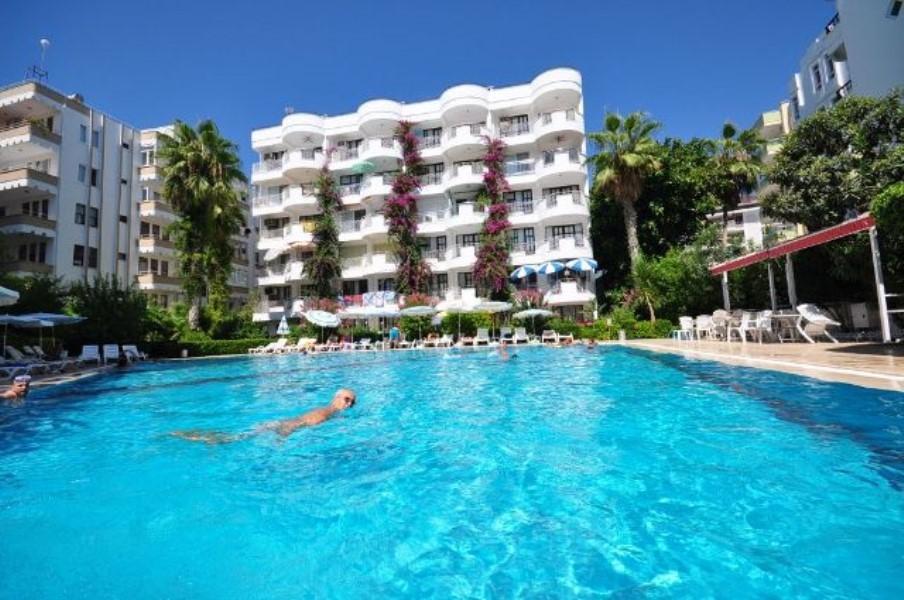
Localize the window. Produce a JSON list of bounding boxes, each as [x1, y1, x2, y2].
[[73, 245, 85, 266], [141, 186, 150, 201], [890, 1, 903, 17], [499, 115, 530, 136], [91, 130, 100, 147], [812, 63, 823, 92], [509, 227, 536, 253], [121, 178, 127, 185], [435, 235, 447, 254], [161, 261, 169, 277], [457, 233, 480, 247], [88, 207, 99, 227], [122, 141, 130, 149], [119, 215, 128, 224], [377, 278, 395, 292], [79, 124, 87, 143], [824, 55, 836, 80], [505, 153, 532, 175], [118, 252, 127, 261], [141, 149, 156, 165], [78, 164, 87, 183], [22, 199, 48, 218], [458, 272, 474, 288], [504, 189, 533, 213], [88, 247, 98, 269], [419, 127, 442, 148], [90, 168, 98, 187], [75, 203, 86, 224], [427, 273, 448, 296], [791, 97, 801, 121], [421, 163, 444, 185], [546, 223, 584, 246]]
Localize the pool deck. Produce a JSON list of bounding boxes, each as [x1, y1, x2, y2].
[[629, 339, 904, 392]]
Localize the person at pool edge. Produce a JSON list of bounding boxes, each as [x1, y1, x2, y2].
[[171, 388, 357, 444]]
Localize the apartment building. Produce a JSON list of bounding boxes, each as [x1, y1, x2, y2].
[[137, 126, 255, 309], [789, 0, 904, 123], [249, 68, 593, 322], [0, 81, 140, 284]]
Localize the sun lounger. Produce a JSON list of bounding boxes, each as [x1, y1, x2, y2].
[[263, 339, 288, 354], [796, 304, 840, 343], [499, 327, 513, 343], [513, 327, 530, 344], [473, 328, 490, 346], [436, 334, 453, 348], [356, 338, 372, 350], [79, 345, 102, 365], [249, 341, 276, 354], [102, 344, 121, 364], [122, 345, 147, 360], [541, 330, 558, 344], [6, 346, 57, 374]]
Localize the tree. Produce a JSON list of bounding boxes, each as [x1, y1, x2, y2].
[[590, 137, 718, 294], [871, 182, 904, 288], [473, 137, 512, 299], [762, 92, 904, 230], [66, 275, 150, 348], [157, 120, 247, 329], [386, 121, 431, 294], [710, 123, 765, 248], [0, 274, 66, 314], [587, 112, 663, 269], [304, 164, 342, 297]]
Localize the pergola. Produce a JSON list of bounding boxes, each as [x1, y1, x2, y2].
[[708, 213, 895, 343]]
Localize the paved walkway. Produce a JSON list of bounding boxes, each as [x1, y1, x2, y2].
[[628, 339, 904, 392]]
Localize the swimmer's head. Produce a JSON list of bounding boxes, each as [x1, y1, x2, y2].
[[331, 388, 357, 410]]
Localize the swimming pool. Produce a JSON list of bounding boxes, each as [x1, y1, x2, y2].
[[1, 346, 902, 598]]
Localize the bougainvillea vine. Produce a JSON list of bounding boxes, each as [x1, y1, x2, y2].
[[385, 121, 431, 294], [303, 157, 343, 298], [474, 137, 512, 299]]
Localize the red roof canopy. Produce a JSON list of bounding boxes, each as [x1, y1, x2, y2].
[[709, 213, 876, 276]]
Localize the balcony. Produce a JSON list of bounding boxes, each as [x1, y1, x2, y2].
[[251, 158, 284, 183], [418, 135, 443, 150], [499, 121, 531, 139], [0, 167, 58, 196], [416, 209, 452, 234], [448, 161, 484, 189], [361, 173, 393, 197], [257, 260, 304, 286], [339, 182, 362, 199], [833, 80, 853, 104], [136, 272, 182, 290], [251, 192, 286, 216], [139, 164, 161, 181], [445, 203, 484, 231], [0, 213, 56, 236], [537, 190, 589, 223], [0, 121, 61, 152], [504, 159, 535, 178], [139, 199, 176, 223], [544, 280, 595, 307], [536, 148, 584, 185], [138, 235, 175, 255], [418, 172, 445, 193], [340, 253, 396, 277], [282, 148, 325, 177], [333, 146, 360, 164], [0, 260, 53, 275], [283, 184, 318, 213], [443, 123, 486, 158], [360, 137, 399, 162], [361, 214, 387, 239], [540, 236, 590, 261], [338, 219, 365, 242], [509, 241, 539, 265], [534, 109, 583, 144], [446, 244, 478, 269], [252, 299, 290, 323]]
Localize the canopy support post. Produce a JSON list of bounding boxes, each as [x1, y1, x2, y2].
[[721, 272, 730, 311], [785, 254, 798, 309], [767, 262, 778, 311], [869, 226, 892, 343]]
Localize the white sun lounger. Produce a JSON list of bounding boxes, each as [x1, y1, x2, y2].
[[541, 330, 558, 344], [102, 344, 121, 364], [513, 327, 530, 344], [473, 328, 491, 346], [796, 304, 840, 343], [79, 345, 102, 365], [122, 345, 147, 361]]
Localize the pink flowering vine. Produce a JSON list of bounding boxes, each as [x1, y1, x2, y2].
[[474, 137, 512, 299], [386, 121, 431, 294]]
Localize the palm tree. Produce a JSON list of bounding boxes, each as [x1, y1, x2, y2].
[[158, 120, 247, 329], [712, 123, 765, 248], [304, 163, 343, 297], [587, 112, 662, 269]]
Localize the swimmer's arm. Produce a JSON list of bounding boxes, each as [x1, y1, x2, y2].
[[170, 430, 254, 445]]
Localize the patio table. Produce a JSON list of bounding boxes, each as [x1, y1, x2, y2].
[[770, 311, 801, 342]]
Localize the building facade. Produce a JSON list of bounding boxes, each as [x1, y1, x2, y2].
[[136, 126, 255, 309], [789, 0, 904, 123], [249, 68, 592, 322], [0, 81, 140, 284]]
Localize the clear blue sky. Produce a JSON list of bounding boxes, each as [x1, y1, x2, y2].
[[3, 0, 835, 171]]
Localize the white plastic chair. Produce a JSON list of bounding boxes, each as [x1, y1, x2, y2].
[[727, 312, 756, 343], [672, 317, 695, 341]]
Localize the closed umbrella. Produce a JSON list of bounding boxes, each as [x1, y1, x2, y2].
[[276, 315, 290, 336]]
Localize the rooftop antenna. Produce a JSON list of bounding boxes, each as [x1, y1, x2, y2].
[[25, 38, 50, 82]]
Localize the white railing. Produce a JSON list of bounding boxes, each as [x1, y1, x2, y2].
[[506, 201, 534, 215], [261, 227, 286, 240], [417, 209, 451, 224], [421, 248, 448, 261], [253, 194, 283, 209], [253, 159, 282, 175], [341, 256, 366, 269], [548, 236, 586, 250], [334, 147, 360, 161], [505, 160, 534, 176], [540, 190, 585, 209], [499, 121, 531, 137], [419, 172, 443, 186], [537, 109, 578, 128], [339, 220, 364, 233], [419, 134, 442, 148], [452, 162, 484, 177], [339, 183, 362, 196], [509, 241, 536, 254]]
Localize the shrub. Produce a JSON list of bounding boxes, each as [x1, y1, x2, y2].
[[65, 275, 150, 351], [631, 319, 674, 339], [141, 338, 269, 358], [440, 311, 492, 337], [400, 315, 434, 339], [546, 317, 579, 337]]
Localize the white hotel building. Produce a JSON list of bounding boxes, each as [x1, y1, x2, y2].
[[249, 67, 593, 323], [0, 81, 141, 284]]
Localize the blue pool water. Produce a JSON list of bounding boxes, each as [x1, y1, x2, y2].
[[1, 346, 902, 598]]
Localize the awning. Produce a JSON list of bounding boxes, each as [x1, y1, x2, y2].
[[709, 213, 876, 275]]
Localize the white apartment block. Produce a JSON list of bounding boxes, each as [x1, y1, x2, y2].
[[789, 0, 904, 123], [249, 68, 592, 322], [0, 81, 140, 285], [136, 126, 255, 309]]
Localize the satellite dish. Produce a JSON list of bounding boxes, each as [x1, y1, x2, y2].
[[40, 38, 51, 50]]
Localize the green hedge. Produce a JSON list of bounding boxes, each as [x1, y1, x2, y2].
[[141, 338, 269, 358]]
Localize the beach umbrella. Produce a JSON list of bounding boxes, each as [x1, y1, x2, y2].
[[304, 310, 341, 343], [400, 305, 437, 340], [0, 286, 19, 307], [510, 264, 538, 280], [537, 261, 565, 276], [18, 312, 85, 346], [4, 316, 53, 350], [351, 160, 377, 174], [565, 258, 598, 273], [443, 301, 477, 340], [473, 301, 512, 340], [0, 315, 36, 356], [276, 315, 290, 336], [513, 308, 554, 336]]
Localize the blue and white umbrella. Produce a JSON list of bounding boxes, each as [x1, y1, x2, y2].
[[566, 258, 598, 273], [0, 286, 19, 307], [537, 261, 565, 276], [510, 264, 538, 280]]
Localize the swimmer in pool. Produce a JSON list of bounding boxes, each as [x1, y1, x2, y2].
[[1, 375, 31, 407], [171, 388, 357, 444]]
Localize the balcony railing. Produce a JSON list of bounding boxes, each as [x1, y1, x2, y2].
[[500, 122, 531, 137], [506, 201, 534, 215], [417, 209, 450, 224], [505, 160, 534, 176], [339, 220, 364, 233], [548, 236, 586, 250], [252, 194, 283, 209], [283, 148, 324, 165], [452, 162, 484, 177], [253, 159, 282, 175], [260, 227, 286, 240], [834, 80, 853, 103], [334, 147, 360, 161], [421, 248, 447, 261], [341, 256, 367, 269], [825, 12, 840, 35], [509, 241, 536, 255], [339, 183, 362, 196], [540, 190, 584, 208], [419, 135, 442, 148], [419, 173, 443, 186]]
